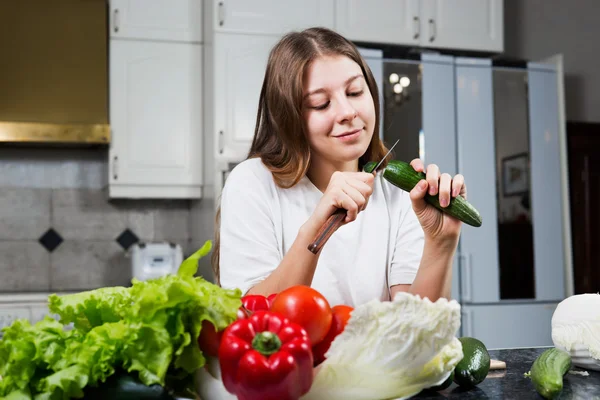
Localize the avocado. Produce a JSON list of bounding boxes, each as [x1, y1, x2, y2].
[[453, 337, 490, 388]]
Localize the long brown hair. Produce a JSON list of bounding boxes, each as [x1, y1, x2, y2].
[[211, 27, 390, 284]]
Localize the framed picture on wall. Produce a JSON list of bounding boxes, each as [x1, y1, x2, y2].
[[502, 152, 529, 197]]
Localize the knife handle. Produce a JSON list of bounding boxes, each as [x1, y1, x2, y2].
[[307, 208, 346, 254]]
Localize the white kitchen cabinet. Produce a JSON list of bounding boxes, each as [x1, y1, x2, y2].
[[109, 0, 203, 43], [210, 0, 334, 35], [109, 39, 203, 198], [334, 0, 503, 53], [422, 0, 503, 53], [335, 0, 421, 45], [211, 33, 280, 161]]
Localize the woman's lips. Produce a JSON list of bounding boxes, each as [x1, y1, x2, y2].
[[334, 128, 362, 141]]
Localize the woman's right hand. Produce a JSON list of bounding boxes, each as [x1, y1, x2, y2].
[[306, 171, 375, 232]]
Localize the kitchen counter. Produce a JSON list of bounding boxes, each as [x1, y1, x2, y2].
[[414, 347, 600, 399]]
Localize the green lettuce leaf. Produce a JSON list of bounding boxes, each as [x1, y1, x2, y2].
[[0, 240, 242, 400], [178, 240, 212, 278], [48, 287, 131, 332]]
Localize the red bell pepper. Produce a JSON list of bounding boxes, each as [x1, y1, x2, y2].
[[199, 294, 280, 357], [242, 294, 271, 312], [218, 310, 314, 400]]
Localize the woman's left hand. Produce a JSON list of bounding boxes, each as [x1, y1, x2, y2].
[[408, 158, 466, 245]]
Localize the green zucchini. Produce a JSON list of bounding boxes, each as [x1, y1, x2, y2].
[[83, 371, 177, 400], [364, 160, 482, 227], [526, 348, 571, 399]]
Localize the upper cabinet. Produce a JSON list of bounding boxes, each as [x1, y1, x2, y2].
[[335, 0, 421, 46], [334, 0, 504, 53], [212, 34, 280, 160], [109, 40, 203, 199], [108, 0, 203, 199], [421, 0, 503, 52], [212, 0, 334, 35], [109, 0, 203, 42]]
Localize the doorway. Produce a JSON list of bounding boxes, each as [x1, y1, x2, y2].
[[567, 121, 600, 294]]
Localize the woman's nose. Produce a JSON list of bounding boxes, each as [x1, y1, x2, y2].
[[336, 98, 357, 123]]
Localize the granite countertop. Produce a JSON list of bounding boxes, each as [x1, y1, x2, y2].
[[414, 347, 600, 399]]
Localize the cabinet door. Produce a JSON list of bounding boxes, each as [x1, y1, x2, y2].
[[357, 47, 384, 140], [422, 0, 503, 52], [335, 0, 420, 45], [214, 0, 334, 35], [109, 40, 202, 198], [421, 54, 461, 301], [461, 303, 557, 349], [213, 34, 279, 160], [527, 62, 567, 302], [109, 0, 202, 42], [455, 58, 500, 303]]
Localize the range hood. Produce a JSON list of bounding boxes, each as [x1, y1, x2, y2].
[[0, 0, 110, 145]]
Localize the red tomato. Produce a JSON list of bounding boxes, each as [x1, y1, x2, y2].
[[312, 305, 353, 365], [267, 293, 278, 306], [269, 285, 332, 345], [197, 320, 223, 358]]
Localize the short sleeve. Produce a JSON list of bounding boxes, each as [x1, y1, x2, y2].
[[389, 194, 425, 286], [218, 160, 282, 295]]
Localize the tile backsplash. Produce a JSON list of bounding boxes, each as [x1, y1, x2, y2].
[[0, 147, 198, 293]]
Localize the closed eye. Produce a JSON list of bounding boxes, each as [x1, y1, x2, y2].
[[348, 90, 364, 97], [313, 101, 330, 110]]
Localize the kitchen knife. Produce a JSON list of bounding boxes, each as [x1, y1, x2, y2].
[[307, 139, 400, 254]]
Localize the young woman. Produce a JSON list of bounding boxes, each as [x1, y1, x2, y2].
[[212, 27, 467, 307]]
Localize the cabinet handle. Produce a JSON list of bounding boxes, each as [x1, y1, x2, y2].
[[112, 155, 118, 180], [461, 309, 474, 337], [113, 8, 120, 33], [218, 1, 225, 26], [218, 130, 224, 154], [429, 18, 436, 42], [413, 16, 420, 39], [459, 253, 472, 302]]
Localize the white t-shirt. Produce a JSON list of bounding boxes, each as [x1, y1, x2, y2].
[[218, 157, 425, 308]]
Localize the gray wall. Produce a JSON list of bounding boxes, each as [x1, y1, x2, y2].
[[504, 0, 600, 123], [0, 147, 194, 293]]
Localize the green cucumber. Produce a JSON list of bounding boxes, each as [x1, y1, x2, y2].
[[364, 160, 482, 227], [453, 337, 490, 388], [526, 348, 571, 399]]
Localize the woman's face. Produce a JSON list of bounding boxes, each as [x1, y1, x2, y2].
[[302, 55, 376, 167]]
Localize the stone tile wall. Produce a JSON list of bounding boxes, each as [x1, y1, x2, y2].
[[0, 147, 196, 293]]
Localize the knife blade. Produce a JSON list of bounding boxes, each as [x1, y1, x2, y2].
[[367, 139, 399, 174], [307, 139, 400, 254]]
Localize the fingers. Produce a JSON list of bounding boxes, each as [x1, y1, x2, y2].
[[452, 174, 467, 200], [439, 173, 452, 207], [328, 172, 375, 222], [414, 163, 468, 208], [409, 179, 428, 215], [426, 164, 440, 196], [352, 171, 376, 185], [335, 190, 360, 222], [410, 158, 425, 172]]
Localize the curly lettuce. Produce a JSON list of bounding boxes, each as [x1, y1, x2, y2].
[[0, 240, 242, 400]]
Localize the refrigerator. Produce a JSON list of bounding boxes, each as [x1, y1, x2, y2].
[[359, 48, 572, 349]]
